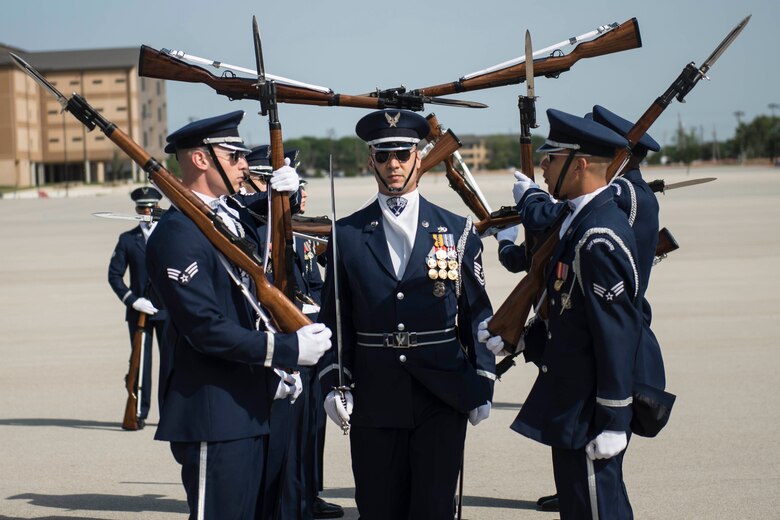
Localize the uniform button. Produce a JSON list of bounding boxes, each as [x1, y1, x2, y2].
[[399, 355, 407, 363], [547, 332, 552, 340], [541, 365, 548, 373], [397, 292, 404, 300], [397, 323, 405, 331], [551, 298, 556, 307]]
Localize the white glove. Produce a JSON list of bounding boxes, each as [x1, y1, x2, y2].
[[512, 171, 539, 204], [477, 316, 509, 356], [468, 401, 491, 426], [296, 323, 332, 366], [496, 225, 519, 243], [585, 430, 628, 460], [324, 389, 353, 427], [477, 317, 492, 343], [270, 157, 300, 192], [272, 368, 298, 400], [131, 297, 158, 315]]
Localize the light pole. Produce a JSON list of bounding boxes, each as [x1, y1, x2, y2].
[[769, 103, 779, 119]]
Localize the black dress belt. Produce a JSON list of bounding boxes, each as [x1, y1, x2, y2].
[[356, 327, 457, 348]]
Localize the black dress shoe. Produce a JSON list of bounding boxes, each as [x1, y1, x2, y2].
[[313, 497, 344, 519], [537, 493, 559, 512], [536, 492, 556, 506], [137, 418, 145, 430]]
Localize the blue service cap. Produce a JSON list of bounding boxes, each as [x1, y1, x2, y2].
[[355, 109, 430, 150], [165, 111, 252, 154], [537, 108, 628, 158], [591, 105, 660, 158], [246, 145, 300, 171], [130, 186, 162, 207]]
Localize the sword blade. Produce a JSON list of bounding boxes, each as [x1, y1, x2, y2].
[[524, 30, 535, 98], [700, 15, 751, 76], [9, 52, 68, 109], [662, 177, 717, 191]]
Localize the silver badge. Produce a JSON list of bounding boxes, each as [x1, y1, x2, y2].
[[437, 226, 448, 233], [433, 281, 446, 297], [421, 220, 429, 228]]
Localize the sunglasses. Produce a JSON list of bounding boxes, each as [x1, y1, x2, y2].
[[217, 150, 248, 163], [372, 149, 414, 164]]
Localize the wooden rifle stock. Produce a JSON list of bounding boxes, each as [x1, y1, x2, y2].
[[487, 209, 568, 346], [138, 45, 404, 110], [415, 19, 641, 97], [122, 312, 146, 430], [425, 114, 490, 220], [655, 227, 679, 258], [474, 208, 522, 236], [60, 94, 310, 333]]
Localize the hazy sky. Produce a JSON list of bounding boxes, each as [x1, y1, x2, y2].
[[1, 1, 775, 147]]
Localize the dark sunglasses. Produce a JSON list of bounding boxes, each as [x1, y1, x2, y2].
[[217, 150, 248, 163], [373, 149, 414, 164]]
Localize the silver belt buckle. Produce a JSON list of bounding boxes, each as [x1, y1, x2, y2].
[[384, 332, 417, 348]]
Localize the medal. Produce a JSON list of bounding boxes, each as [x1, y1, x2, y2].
[[561, 293, 572, 310], [428, 268, 439, 280], [437, 258, 447, 269], [447, 270, 458, 281], [433, 281, 446, 297], [435, 249, 447, 260], [427, 256, 437, 269], [438, 269, 448, 280], [448, 259, 459, 271], [553, 262, 569, 291]]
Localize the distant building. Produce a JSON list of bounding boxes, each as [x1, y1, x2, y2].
[[458, 135, 489, 171], [0, 44, 166, 188]]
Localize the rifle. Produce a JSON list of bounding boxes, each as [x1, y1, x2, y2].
[[122, 312, 146, 430], [424, 114, 522, 235], [252, 16, 297, 299], [412, 19, 641, 98], [137, 45, 487, 111], [10, 52, 310, 334], [487, 16, 750, 348], [494, 225, 681, 378]]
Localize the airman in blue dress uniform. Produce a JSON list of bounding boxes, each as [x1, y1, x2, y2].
[[318, 109, 495, 519], [145, 111, 332, 519], [108, 186, 167, 429], [246, 146, 343, 519], [508, 109, 643, 518]]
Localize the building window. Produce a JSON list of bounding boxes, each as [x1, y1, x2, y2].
[[117, 106, 127, 112], [72, 137, 83, 142], [156, 81, 161, 95], [95, 135, 105, 141], [159, 135, 164, 148], [157, 107, 162, 122], [70, 80, 79, 85], [143, 131, 148, 147], [115, 78, 126, 83], [141, 78, 146, 91], [47, 109, 58, 115], [49, 138, 60, 143], [92, 79, 103, 85], [142, 105, 147, 119]]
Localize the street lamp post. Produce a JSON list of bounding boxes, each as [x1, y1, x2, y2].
[[769, 103, 779, 119], [734, 110, 745, 164]]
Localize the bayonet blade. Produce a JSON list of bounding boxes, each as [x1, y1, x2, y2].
[[252, 15, 267, 86], [92, 211, 156, 222], [662, 177, 717, 192], [524, 30, 535, 99], [700, 15, 751, 76], [9, 52, 68, 109]]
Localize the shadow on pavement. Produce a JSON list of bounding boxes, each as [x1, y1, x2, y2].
[[0, 418, 155, 431], [6, 492, 187, 515], [319, 487, 537, 511]]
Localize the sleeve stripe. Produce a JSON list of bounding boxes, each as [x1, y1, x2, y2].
[[596, 396, 633, 407], [476, 369, 496, 381], [264, 332, 274, 367]]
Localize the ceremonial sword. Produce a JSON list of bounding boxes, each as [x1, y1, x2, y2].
[[329, 155, 350, 435]]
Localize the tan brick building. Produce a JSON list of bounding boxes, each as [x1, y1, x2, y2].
[[0, 44, 167, 188]]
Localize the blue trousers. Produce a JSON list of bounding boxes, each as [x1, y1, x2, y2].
[[552, 444, 633, 519], [171, 436, 267, 520]]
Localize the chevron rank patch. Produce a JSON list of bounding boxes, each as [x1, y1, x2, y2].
[[167, 261, 199, 286], [592, 281, 625, 303]]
